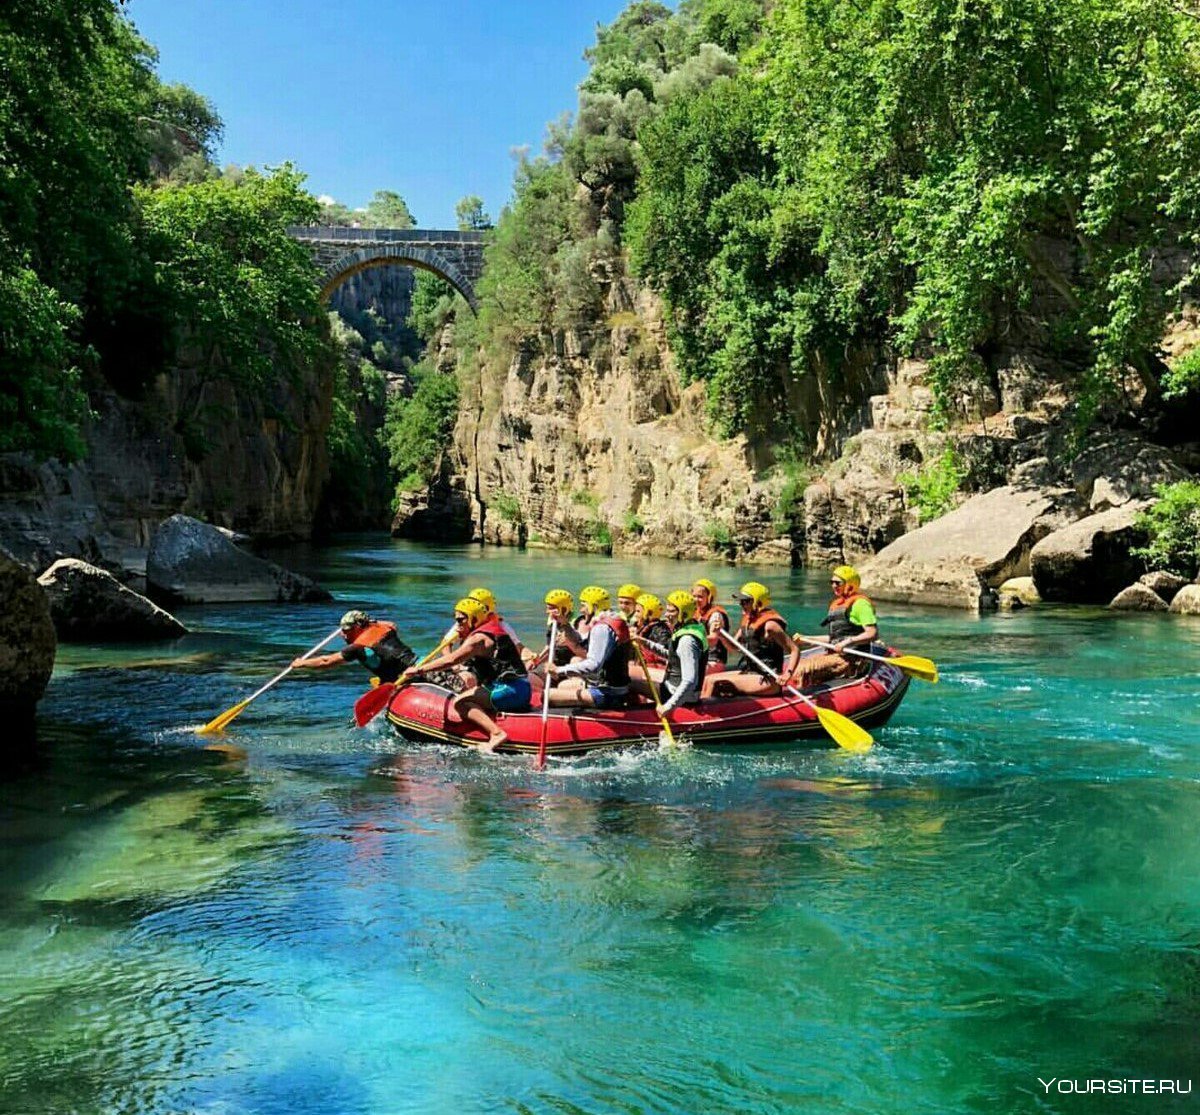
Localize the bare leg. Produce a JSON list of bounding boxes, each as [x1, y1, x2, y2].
[[453, 691, 508, 752], [701, 670, 781, 699], [547, 677, 587, 707]]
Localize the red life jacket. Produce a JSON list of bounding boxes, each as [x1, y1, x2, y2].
[[472, 617, 527, 684], [588, 612, 631, 688], [695, 601, 730, 662], [349, 621, 397, 648], [737, 608, 787, 675], [822, 592, 874, 642]]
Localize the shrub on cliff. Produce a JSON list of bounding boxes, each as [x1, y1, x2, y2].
[[1133, 482, 1200, 580], [384, 362, 459, 498]]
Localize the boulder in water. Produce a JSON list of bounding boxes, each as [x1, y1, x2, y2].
[[858, 485, 1066, 609], [0, 547, 56, 753], [1030, 502, 1150, 604], [146, 515, 331, 604], [1138, 570, 1188, 603], [38, 558, 188, 641], [1168, 584, 1200, 616], [1108, 583, 1168, 612]]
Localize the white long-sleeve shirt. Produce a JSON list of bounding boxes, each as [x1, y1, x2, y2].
[[660, 635, 703, 713], [557, 621, 621, 685]]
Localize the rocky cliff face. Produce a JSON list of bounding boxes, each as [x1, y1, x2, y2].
[[0, 352, 334, 574], [398, 276, 886, 565]]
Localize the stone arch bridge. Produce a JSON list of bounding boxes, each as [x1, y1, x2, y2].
[[288, 226, 486, 313]]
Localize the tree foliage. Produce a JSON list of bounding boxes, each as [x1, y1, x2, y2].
[[383, 363, 459, 496], [135, 166, 329, 393], [1133, 481, 1200, 578]]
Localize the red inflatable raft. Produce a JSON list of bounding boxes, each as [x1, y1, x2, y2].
[[384, 652, 910, 756]]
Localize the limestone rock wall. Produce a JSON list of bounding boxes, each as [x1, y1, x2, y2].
[[0, 349, 335, 574], [431, 281, 810, 564]]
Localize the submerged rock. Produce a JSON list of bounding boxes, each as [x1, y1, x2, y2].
[[38, 558, 188, 641], [147, 514, 331, 604], [0, 547, 56, 752]]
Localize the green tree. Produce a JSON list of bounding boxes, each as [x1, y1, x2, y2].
[[362, 189, 416, 229], [455, 195, 492, 231], [134, 166, 330, 401], [384, 363, 459, 495]]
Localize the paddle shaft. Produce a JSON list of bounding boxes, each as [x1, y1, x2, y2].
[[247, 628, 343, 700], [793, 633, 885, 666], [536, 620, 557, 769], [721, 630, 823, 714], [631, 637, 675, 747]]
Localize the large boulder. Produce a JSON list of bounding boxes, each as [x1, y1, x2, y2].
[[1070, 433, 1189, 512], [1108, 583, 1168, 612], [858, 485, 1067, 609], [1168, 585, 1200, 615], [1029, 502, 1150, 604], [38, 559, 188, 641], [1139, 570, 1188, 603], [147, 515, 331, 604], [0, 547, 56, 752]]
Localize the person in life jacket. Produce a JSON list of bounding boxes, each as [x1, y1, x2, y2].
[[547, 585, 632, 709], [525, 588, 587, 674], [630, 591, 708, 712], [631, 592, 673, 667], [691, 578, 731, 665], [399, 597, 531, 752], [701, 581, 800, 698], [291, 610, 416, 682], [467, 587, 529, 661], [792, 565, 878, 688], [616, 582, 643, 623]]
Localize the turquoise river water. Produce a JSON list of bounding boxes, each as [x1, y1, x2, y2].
[[2, 537, 1199, 1114]]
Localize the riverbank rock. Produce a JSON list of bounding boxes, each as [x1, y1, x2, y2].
[[0, 547, 56, 753], [147, 515, 331, 604], [1029, 502, 1150, 604], [1139, 571, 1188, 603], [1070, 433, 1189, 511], [38, 559, 188, 641], [997, 576, 1041, 605], [858, 485, 1066, 609], [1108, 583, 1168, 612], [1168, 585, 1200, 615]]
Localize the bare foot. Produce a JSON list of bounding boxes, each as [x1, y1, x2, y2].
[[479, 731, 508, 754]]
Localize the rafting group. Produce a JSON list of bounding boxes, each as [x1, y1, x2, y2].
[[274, 566, 932, 759]]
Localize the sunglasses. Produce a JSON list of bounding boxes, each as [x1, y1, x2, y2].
[[454, 614, 469, 624], [831, 579, 845, 586]]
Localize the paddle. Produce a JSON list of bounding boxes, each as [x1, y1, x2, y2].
[[197, 627, 342, 735], [792, 633, 939, 684], [353, 625, 458, 728], [631, 637, 676, 748], [535, 619, 557, 770], [720, 630, 873, 753]]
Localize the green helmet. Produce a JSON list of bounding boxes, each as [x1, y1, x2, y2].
[[340, 609, 370, 631]]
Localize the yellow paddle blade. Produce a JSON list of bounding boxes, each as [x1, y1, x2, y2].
[[890, 655, 939, 684], [196, 699, 249, 735], [816, 706, 874, 753]]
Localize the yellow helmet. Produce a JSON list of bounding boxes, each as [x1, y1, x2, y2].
[[467, 587, 497, 613], [666, 590, 696, 621], [832, 565, 860, 590], [733, 581, 771, 609], [692, 577, 718, 601], [544, 588, 573, 613], [454, 597, 488, 628], [579, 585, 611, 613], [635, 592, 663, 621], [617, 582, 642, 602]]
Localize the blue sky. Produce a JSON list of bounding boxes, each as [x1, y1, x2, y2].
[[127, 0, 633, 228]]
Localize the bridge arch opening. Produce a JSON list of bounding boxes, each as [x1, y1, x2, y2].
[[317, 246, 480, 314]]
